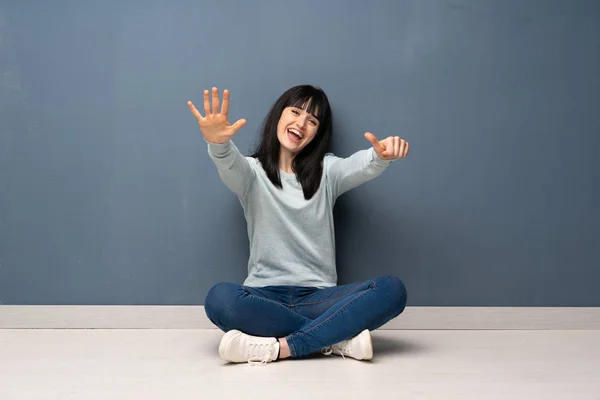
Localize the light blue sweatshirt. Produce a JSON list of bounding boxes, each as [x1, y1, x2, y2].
[[207, 140, 392, 288]]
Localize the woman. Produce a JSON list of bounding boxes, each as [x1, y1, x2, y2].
[[187, 85, 410, 364]]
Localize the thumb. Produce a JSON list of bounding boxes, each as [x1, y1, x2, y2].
[[364, 132, 385, 154], [230, 118, 247, 135]]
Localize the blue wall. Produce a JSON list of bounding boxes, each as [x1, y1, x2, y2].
[[0, 0, 598, 305]]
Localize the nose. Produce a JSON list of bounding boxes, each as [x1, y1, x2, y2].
[[296, 114, 308, 128]]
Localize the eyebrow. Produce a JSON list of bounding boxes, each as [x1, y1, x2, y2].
[[292, 106, 320, 120]]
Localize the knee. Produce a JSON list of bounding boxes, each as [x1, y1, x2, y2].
[[204, 282, 241, 325], [375, 275, 407, 316]]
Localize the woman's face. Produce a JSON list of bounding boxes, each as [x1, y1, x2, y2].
[[276, 104, 320, 155]]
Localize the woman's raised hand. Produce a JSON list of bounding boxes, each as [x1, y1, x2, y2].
[[188, 87, 247, 144]]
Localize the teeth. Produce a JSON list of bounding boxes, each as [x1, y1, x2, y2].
[[288, 129, 302, 139]]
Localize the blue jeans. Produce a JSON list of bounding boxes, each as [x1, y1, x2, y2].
[[204, 275, 407, 358]]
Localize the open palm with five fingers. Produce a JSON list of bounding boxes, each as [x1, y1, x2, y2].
[[188, 87, 247, 144]]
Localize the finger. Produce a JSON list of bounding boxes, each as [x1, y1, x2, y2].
[[230, 118, 247, 134], [380, 137, 394, 158], [381, 138, 391, 158], [221, 89, 230, 115], [187, 101, 203, 121], [399, 139, 407, 158], [364, 132, 385, 154], [203, 90, 210, 115], [404, 142, 410, 157], [212, 87, 220, 115], [394, 137, 400, 158]]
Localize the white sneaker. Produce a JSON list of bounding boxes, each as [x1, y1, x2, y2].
[[322, 329, 373, 361], [218, 330, 280, 364]]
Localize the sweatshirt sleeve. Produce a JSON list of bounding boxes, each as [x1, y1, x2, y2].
[[325, 147, 392, 199], [206, 140, 256, 199]]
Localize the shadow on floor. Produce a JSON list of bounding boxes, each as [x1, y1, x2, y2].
[[372, 333, 428, 357]]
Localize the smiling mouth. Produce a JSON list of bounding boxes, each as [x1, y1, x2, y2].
[[287, 129, 303, 143]]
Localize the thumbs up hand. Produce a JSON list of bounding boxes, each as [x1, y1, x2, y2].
[[364, 132, 410, 160]]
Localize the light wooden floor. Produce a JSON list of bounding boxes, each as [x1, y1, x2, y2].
[[0, 329, 598, 400]]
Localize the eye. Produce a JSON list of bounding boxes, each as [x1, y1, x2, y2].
[[291, 109, 300, 115], [309, 119, 318, 126]]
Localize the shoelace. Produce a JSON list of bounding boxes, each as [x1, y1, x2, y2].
[[321, 345, 346, 360], [247, 342, 277, 365]]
